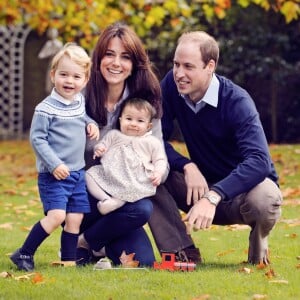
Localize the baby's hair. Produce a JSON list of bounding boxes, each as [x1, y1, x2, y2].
[[50, 43, 92, 79], [121, 98, 157, 121]]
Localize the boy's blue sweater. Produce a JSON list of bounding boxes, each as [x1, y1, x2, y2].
[[30, 93, 95, 173], [161, 70, 278, 200]]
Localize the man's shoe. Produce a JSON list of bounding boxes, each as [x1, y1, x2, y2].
[[10, 249, 34, 271], [184, 247, 203, 264], [176, 247, 203, 264]]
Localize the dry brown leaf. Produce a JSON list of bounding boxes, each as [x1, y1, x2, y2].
[[31, 272, 44, 284], [4, 190, 17, 195], [119, 251, 139, 268], [265, 268, 276, 279], [0, 223, 13, 230], [21, 226, 33, 232], [252, 294, 267, 299], [281, 187, 300, 198], [192, 294, 210, 300], [14, 273, 36, 281], [269, 280, 288, 284], [216, 249, 235, 257], [19, 191, 29, 196], [256, 261, 268, 270], [238, 267, 253, 274], [0, 271, 13, 278], [226, 224, 250, 231]]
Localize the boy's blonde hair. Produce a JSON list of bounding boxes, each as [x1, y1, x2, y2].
[[50, 43, 92, 79]]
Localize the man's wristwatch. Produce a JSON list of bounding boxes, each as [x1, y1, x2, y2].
[[202, 192, 221, 206]]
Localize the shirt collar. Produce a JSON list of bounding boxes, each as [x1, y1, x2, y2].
[[201, 73, 219, 107], [51, 88, 82, 105], [181, 73, 219, 112]]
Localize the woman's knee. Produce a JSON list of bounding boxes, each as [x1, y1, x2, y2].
[[134, 198, 153, 220]]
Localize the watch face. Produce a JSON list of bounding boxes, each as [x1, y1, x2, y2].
[[209, 196, 218, 204], [204, 193, 219, 205]]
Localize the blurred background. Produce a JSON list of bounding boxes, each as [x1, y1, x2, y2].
[[0, 0, 299, 143]]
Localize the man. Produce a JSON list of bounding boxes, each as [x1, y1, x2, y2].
[[149, 31, 282, 265]]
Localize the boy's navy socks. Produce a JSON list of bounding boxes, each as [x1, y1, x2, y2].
[[61, 230, 78, 261], [21, 221, 49, 256]]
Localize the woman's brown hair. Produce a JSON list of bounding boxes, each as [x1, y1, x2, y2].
[[85, 22, 162, 126]]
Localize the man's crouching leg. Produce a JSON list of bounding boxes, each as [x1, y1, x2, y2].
[[242, 178, 282, 264]]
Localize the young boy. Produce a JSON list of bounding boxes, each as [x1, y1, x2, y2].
[[10, 43, 99, 271]]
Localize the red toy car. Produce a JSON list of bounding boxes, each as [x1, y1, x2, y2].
[[153, 252, 196, 272]]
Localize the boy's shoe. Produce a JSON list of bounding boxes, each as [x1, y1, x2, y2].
[[10, 249, 34, 271], [76, 247, 92, 266]]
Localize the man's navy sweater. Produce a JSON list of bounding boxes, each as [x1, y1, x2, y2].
[[161, 70, 278, 200]]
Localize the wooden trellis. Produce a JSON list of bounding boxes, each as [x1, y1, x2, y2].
[[0, 25, 31, 139]]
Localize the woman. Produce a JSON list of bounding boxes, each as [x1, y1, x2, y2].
[[77, 22, 167, 267]]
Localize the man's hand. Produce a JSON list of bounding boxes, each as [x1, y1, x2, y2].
[[183, 162, 209, 205], [53, 164, 70, 180], [87, 123, 100, 140], [183, 198, 216, 234], [183, 190, 221, 233]]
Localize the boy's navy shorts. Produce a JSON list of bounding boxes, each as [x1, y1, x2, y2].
[[38, 169, 90, 214]]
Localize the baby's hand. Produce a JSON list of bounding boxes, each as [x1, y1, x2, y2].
[[87, 123, 100, 140], [150, 171, 162, 187], [53, 164, 70, 180], [93, 146, 106, 159]]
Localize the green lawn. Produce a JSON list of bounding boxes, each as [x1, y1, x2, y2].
[[0, 141, 299, 300]]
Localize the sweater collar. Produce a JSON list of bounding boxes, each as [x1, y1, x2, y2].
[[51, 88, 82, 105]]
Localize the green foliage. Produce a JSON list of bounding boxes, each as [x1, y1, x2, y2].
[[207, 4, 300, 143], [0, 0, 299, 50], [0, 141, 300, 299]]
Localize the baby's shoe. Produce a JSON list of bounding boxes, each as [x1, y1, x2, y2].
[[97, 198, 125, 215]]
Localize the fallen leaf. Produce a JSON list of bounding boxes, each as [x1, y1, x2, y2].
[[265, 268, 276, 279], [119, 251, 139, 268], [31, 272, 44, 284], [256, 261, 268, 270], [226, 224, 250, 231], [14, 273, 36, 281], [0, 223, 13, 230], [192, 295, 210, 300], [269, 280, 288, 284], [238, 267, 253, 274], [217, 249, 235, 256], [0, 271, 13, 278], [252, 294, 267, 299]]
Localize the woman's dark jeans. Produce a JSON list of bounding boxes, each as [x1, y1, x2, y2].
[[80, 194, 155, 266]]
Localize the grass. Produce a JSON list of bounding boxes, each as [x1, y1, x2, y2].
[[0, 140, 299, 300]]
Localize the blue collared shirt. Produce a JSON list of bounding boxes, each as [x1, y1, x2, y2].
[[181, 74, 220, 113]]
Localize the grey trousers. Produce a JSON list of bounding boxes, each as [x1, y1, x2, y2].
[[148, 171, 282, 264]]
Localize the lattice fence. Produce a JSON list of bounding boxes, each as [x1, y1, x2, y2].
[[0, 25, 31, 139]]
